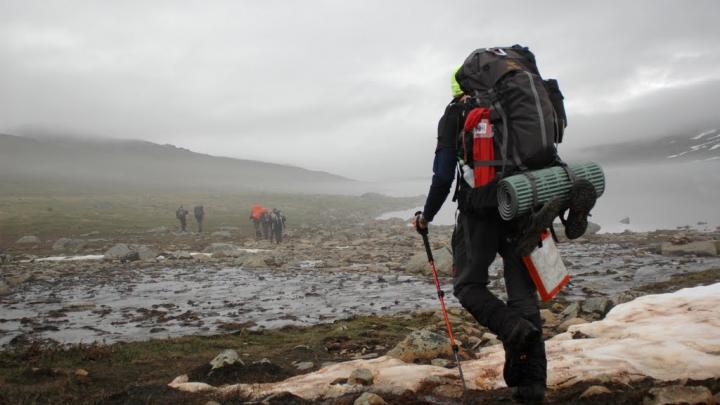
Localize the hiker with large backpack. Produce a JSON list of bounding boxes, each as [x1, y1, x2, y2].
[[414, 45, 597, 403]]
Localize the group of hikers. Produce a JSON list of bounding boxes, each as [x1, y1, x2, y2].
[[249, 203, 286, 244], [175, 205, 204, 233], [173, 204, 286, 243]]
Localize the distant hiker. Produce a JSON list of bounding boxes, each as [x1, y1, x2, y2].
[[250, 203, 266, 239], [260, 209, 272, 240], [413, 47, 592, 403], [270, 208, 286, 244], [176, 205, 189, 232], [194, 205, 205, 233]]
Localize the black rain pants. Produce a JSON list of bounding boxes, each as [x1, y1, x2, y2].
[[452, 209, 547, 388]]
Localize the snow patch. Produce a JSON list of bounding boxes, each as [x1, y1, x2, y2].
[[691, 129, 717, 140], [34, 255, 105, 262], [170, 283, 720, 399]]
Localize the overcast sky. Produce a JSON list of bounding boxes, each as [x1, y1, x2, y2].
[[1, 1, 719, 181]]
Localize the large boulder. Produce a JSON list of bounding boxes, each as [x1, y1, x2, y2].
[[52, 238, 86, 252], [210, 349, 243, 370], [103, 244, 132, 260], [405, 246, 453, 276], [661, 241, 717, 257], [386, 329, 454, 363], [135, 245, 157, 261], [15, 235, 40, 245], [643, 385, 714, 405]]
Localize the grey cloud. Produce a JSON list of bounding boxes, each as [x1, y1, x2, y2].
[[1, 0, 719, 180]]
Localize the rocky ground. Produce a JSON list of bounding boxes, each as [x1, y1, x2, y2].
[[1, 219, 720, 404]]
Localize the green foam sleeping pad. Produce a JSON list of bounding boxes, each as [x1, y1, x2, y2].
[[497, 161, 605, 220]]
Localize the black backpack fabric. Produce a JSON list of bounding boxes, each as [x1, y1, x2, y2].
[[455, 45, 567, 174]]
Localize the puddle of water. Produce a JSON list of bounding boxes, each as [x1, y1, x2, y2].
[[3, 242, 719, 348], [0, 267, 460, 347]]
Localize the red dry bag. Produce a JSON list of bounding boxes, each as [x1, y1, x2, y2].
[[463, 107, 495, 187]]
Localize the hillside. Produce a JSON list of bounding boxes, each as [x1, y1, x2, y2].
[[0, 134, 353, 194], [571, 128, 720, 166]]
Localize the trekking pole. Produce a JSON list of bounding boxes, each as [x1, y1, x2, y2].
[[414, 212, 468, 395]]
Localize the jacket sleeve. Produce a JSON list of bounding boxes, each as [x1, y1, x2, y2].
[[422, 99, 468, 222], [423, 147, 456, 222]]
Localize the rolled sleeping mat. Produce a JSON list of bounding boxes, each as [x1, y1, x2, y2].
[[497, 161, 605, 220]]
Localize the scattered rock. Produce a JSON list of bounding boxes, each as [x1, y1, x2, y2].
[[540, 309, 557, 325], [430, 358, 451, 367], [210, 349, 243, 370], [610, 291, 640, 308], [387, 329, 454, 363], [52, 238, 86, 252], [211, 231, 232, 239], [74, 368, 89, 377], [643, 385, 714, 405], [579, 385, 612, 398], [661, 241, 717, 257], [581, 297, 612, 316], [146, 226, 169, 233], [481, 332, 501, 346], [353, 392, 386, 405], [15, 235, 40, 245], [431, 384, 464, 399], [120, 251, 140, 263], [561, 302, 580, 319], [258, 391, 310, 404], [135, 245, 157, 261], [104, 244, 132, 260], [294, 361, 314, 371], [348, 368, 374, 385], [405, 246, 453, 276]]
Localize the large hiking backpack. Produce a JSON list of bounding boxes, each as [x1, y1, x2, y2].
[[456, 45, 567, 182]]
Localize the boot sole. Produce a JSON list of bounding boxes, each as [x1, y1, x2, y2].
[[564, 179, 597, 240], [516, 196, 564, 256]]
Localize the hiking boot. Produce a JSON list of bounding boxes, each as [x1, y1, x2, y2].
[[515, 197, 564, 257], [511, 383, 546, 403], [563, 179, 597, 240], [504, 317, 541, 352]]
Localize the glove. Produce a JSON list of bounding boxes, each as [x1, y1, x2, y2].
[[412, 211, 429, 235]]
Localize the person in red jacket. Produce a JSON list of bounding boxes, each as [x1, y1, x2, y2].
[[249, 203, 265, 239]]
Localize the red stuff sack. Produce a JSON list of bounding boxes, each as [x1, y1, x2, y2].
[[522, 230, 569, 301], [463, 107, 495, 187]]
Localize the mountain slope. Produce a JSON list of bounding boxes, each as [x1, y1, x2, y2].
[[571, 128, 720, 166], [0, 134, 353, 194]]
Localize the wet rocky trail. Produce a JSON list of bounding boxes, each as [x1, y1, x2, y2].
[[1, 219, 720, 404]]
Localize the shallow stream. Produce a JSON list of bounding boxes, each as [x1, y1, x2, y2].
[[1, 243, 719, 348]]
